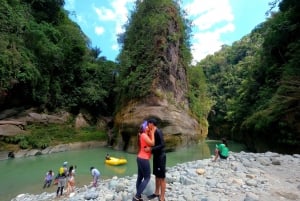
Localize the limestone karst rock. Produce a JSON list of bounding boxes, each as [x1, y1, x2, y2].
[[114, 0, 208, 152]]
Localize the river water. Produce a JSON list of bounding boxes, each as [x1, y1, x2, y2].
[[0, 140, 245, 201]]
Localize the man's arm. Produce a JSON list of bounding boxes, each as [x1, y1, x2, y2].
[[151, 129, 165, 152]]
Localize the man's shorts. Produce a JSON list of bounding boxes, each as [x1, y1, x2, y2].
[[153, 153, 166, 178]]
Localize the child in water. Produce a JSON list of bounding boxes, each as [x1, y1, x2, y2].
[[43, 170, 54, 188]]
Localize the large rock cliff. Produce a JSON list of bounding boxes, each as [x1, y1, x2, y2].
[[113, 1, 208, 152], [114, 95, 207, 153]]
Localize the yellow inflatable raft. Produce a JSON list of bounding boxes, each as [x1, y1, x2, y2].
[[105, 157, 127, 166]]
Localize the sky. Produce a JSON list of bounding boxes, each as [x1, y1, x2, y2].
[[64, 0, 276, 64]]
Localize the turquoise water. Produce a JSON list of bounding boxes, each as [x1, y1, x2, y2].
[[0, 140, 245, 201]]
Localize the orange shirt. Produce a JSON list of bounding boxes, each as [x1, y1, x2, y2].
[[138, 133, 152, 160]]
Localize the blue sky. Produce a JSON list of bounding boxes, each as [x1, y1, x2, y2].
[[64, 0, 276, 63]]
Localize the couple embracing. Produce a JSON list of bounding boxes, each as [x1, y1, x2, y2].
[[133, 119, 166, 201]]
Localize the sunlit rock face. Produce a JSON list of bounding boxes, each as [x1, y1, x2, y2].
[[114, 94, 207, 153]]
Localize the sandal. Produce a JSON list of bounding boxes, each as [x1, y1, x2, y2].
[[147, 194, 159, 199], [132, 196, 143, 201]]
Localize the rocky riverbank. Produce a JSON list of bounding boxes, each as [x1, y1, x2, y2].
[[0, 141, 106, 160], [10, 151, 300, 201]]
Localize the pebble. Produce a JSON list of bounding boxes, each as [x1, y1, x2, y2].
[[10, 151, 300, 201]]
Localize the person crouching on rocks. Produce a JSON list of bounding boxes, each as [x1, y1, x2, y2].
[[213, 138, 229, 162], [90, 167, 100, 187]]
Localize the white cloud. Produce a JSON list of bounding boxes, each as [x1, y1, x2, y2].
[[192, 5, 234, 30], [111, 0, 132, 21], [94, 7, 116, 21], [93, 0, 134, 31], [184, 0, 235, 63], [95, 26, 105, 35], [93, 0, 134, 52], [76, 15, 88, 27], [111, 0, 135, 35], [112, 43, 119, 51], [191, 23, 235, 62], [64, 0, 75, 10], [84, 0, 236, 62]]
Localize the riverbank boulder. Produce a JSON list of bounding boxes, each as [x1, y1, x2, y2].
[[0, 141, 106, 160], [0, 108, 71, 137]]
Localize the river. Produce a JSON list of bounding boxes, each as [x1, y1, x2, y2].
[[0, 140, 245, 201]]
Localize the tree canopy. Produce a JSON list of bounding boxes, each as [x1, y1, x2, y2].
[[200, 0, 300, 153], [0, 0, 117, 116]]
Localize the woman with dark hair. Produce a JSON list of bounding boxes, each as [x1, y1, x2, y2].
[[133, 121, 155, 201], [66, 166, 75, 195], [213, 138, 229, 162]]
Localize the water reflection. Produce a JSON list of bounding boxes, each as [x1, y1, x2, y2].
[[104, 164, 127, 175]]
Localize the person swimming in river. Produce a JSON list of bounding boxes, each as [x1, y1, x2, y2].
[[105, 153, 111, 160], [43, 170, 54, 188]]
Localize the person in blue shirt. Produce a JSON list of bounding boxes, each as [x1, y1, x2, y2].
[[43, 170, 54, 188], [90, 167, 100, 187]]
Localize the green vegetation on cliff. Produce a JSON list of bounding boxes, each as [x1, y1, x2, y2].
[[0, 0, 117, 116], [116, 0, 192, 102], [200, 0, 300, 153]]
